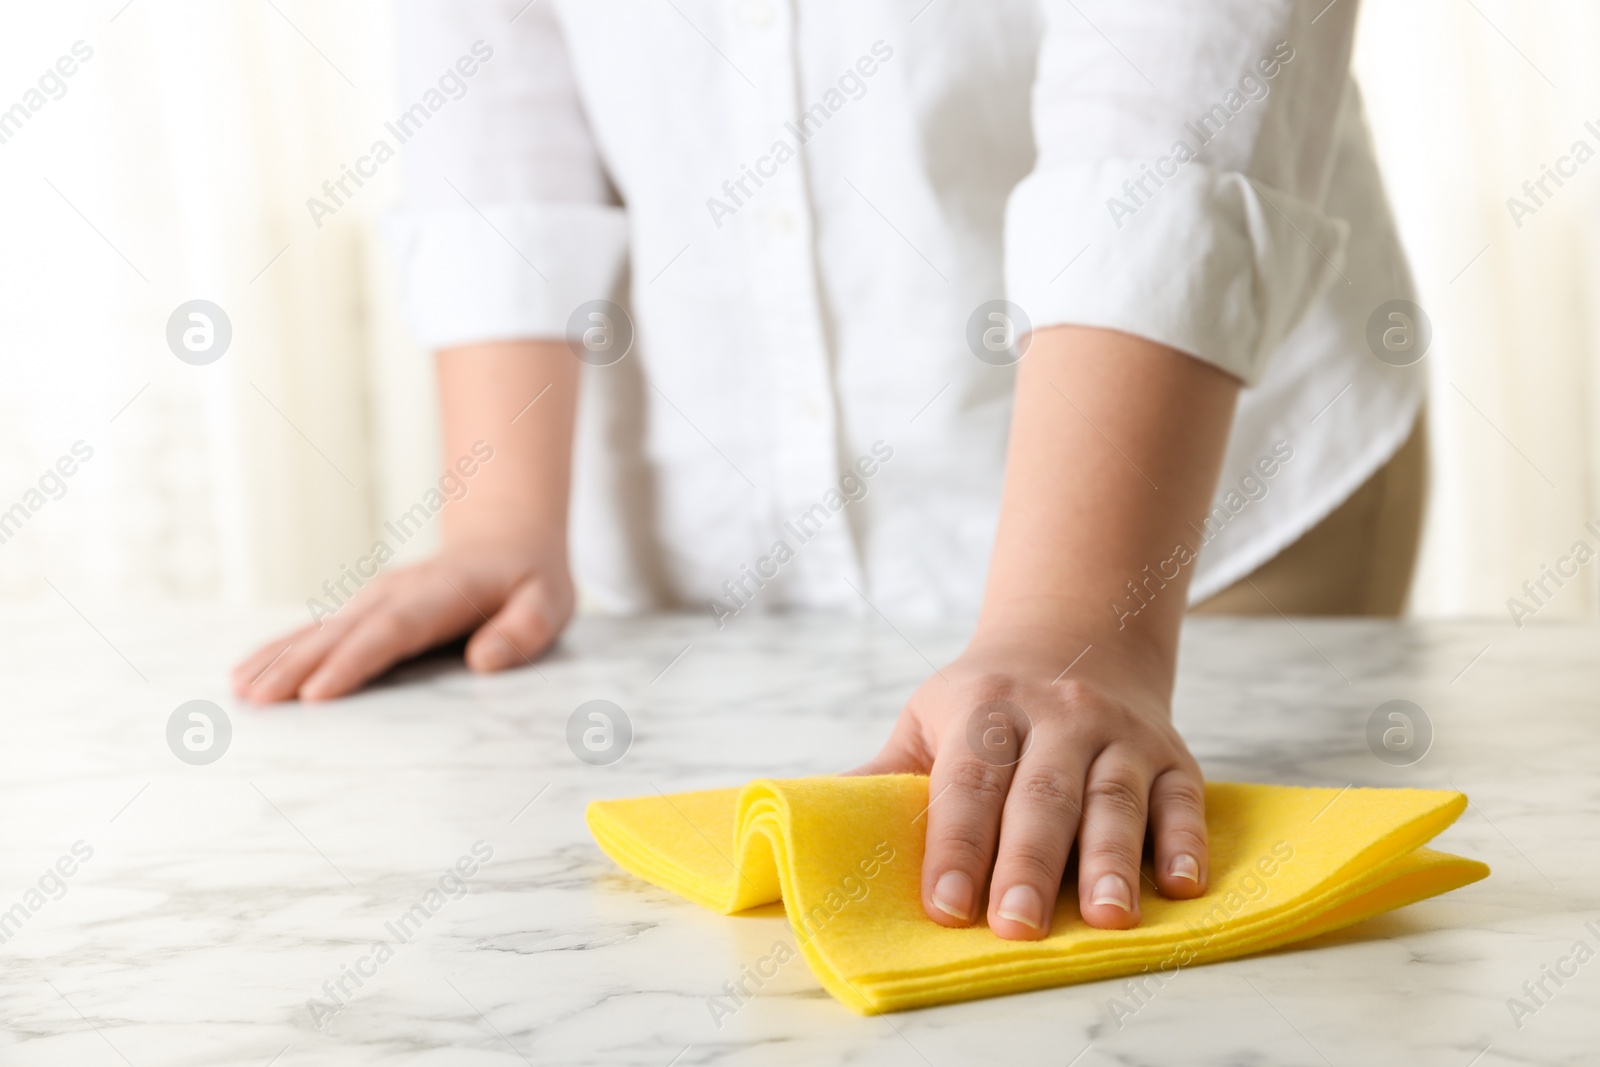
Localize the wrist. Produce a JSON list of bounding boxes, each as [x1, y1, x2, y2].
[[966, 600, 1177, 696], [442, 507, 567, 566]]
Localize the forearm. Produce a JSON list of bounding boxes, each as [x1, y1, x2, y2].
[[974, 325, 1240, 693], [436, 339, 578, 556]]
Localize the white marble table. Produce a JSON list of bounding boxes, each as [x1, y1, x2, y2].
[[1, 605, 1593, 1066]]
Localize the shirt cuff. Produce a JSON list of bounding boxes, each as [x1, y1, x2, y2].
[[1004, 161, 1350, 385], [384, 201, 630, 350]]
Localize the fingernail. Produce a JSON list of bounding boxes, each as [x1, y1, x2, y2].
[[1169, 854, 1200, 882], [996, 885, 1043, 930], [1090, 873, 1131, 911], [931, 870, 975, 922]]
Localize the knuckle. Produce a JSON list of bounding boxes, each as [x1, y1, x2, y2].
[[1085, 773, 1146, 821], [933, 819, 993, 867], [1051, 681, 1140, 737], [343, 579, 388, 611], [947, 758, 1010, 802], [1011, 770, 1080, 816], [1161, 824, 1208, 856], [1154, 773, 1206, 814], [1052, 676, 1099, 709], [999, 839, 1063, 881], [1084, 834, 1144, 872], [390, 596, 438, 631], [513, 606, 554, 641], [366, 612, 409, 647], [967, 671, 1022, 703]]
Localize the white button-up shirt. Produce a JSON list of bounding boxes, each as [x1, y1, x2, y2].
[[387, 0, 1424, 621]]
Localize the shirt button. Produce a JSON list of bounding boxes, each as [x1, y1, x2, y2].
[[765, 205, 797, 235], [740, 0, 775, 27]]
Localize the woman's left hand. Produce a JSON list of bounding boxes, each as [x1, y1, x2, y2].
[[850, 635, 1208, 940]]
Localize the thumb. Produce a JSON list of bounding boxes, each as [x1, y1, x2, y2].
[[844, 728, 930, 777], [464, 574, 567, 672]]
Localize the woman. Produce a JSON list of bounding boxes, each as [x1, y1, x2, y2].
[[234, 0, 1426, 941]]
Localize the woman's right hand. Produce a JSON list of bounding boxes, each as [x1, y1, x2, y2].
[[230, 545, 574, 703], [233, 337, 581, 703]]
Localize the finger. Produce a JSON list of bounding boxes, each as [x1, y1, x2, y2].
[[985, 731, 1090, 939], [231, 632, 307, 695], [920, 706, 1026, 928], [232, 615, 352, 692], [237, 608, 372, 704], [844, 719, 931, 777], [1076, 751, 1152, 930], [1149, 765, 1208, 898], [464, 575, 562, 672], [844, 749, 922, 776], [299, 588, 475, 700]]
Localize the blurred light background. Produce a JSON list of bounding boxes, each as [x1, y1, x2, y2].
[[1, 0, 1596, 622]]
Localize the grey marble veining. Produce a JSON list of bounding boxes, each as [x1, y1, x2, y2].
[[0, 605, 1595, 1066]]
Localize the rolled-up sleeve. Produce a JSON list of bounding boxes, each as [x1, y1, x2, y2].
[[1005, 0, 1357, 384], [386, 0, 628, 350]]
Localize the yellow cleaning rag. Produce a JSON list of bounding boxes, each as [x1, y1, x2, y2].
[[587, 776, 1487, 1014]]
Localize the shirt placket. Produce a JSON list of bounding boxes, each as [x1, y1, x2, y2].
[[729, 0, 862, 607]]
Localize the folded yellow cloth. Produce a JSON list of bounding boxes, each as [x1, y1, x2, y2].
[[587, 776, 1487, 1014]]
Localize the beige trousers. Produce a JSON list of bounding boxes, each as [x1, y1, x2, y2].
[[1192, 411, 1427, 617]]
